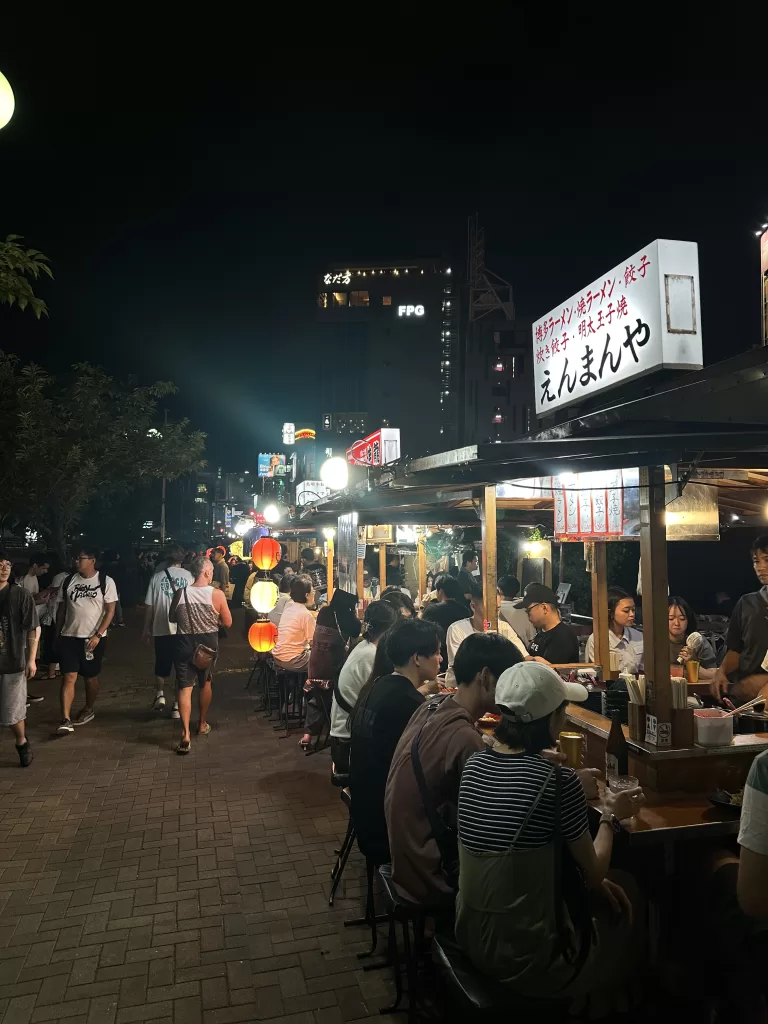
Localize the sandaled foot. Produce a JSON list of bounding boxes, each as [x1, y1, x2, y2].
[[177, 739, 191, 755], [299, 734, 312, 750], [198, 723, 211, 736]]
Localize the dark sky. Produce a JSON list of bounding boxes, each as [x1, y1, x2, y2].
[[1, 46, 765, 466]]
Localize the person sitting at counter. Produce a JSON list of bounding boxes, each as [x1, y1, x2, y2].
[[515, 583, 580, 665], [668, 595, 717, 682], [712, 536, 768, 702], [585, 588, 644, 673], [455, 661, 645, 1008], [444, 584, 527, 686]]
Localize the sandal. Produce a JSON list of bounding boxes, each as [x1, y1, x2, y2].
[[299, 734, 312, 751], [176, 739, 191, 755], [198, 723, 211, 736]]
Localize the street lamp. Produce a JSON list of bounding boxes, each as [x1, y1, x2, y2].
[[0, 71, 14, 131], [320, 457, 348, 491], [263, 504, 281, 525]]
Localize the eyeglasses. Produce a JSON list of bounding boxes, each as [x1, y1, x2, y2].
[[525, 602, 543, 617], [77, 555, 95, 561]]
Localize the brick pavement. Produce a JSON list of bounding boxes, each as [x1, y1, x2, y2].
[[0, 611, 397, 1024]]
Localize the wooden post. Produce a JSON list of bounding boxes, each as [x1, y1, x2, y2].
[[480, 485, 498, 630], [326, 536, 335, 603], [588, 541, 611, 674], [356, 528, 365, 608], [418, 533, 427, 604], [640, 465, 673, 747], [379, 543, 387, 594]]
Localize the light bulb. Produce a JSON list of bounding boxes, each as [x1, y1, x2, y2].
[[263, 504, 281, 524]]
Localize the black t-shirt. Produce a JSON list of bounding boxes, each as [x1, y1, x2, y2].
[[726, 590, 768, 680], [528, 620, 579, 664], [0, 586, 37, 673], [456, 569, 476, 597], [350, 673, 425, 862]]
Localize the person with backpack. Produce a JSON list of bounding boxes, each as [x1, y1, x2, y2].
[[55, 546, 118, 734], [142, 546, 193, 716]]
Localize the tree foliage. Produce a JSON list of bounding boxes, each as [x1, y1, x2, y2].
[[0, 354, 206, 553], [0, 236, 52, 318]]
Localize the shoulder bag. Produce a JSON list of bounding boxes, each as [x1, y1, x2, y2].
[[180, 587, 217, 672]]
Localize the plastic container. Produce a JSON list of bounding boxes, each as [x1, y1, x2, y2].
[[694, 708, 734, 747]]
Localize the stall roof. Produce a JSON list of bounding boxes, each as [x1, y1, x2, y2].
[[293, 348, 768, 525]]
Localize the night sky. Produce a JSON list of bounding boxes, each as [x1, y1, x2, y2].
[[1, 50, 765, 467]]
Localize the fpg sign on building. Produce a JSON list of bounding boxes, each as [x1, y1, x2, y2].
[[532, 239, 703, 417]]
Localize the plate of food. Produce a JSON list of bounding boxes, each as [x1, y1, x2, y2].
[[709, 788, 744, 810], [477, 713, 501, 728]]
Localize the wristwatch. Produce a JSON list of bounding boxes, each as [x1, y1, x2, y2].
[[599, 811, 622, 834], [94, 632, 104, 640]]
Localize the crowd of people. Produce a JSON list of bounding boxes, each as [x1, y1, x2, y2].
[[5, 534, 768, 1014]]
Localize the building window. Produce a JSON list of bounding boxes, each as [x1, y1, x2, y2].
[[350, 291, 369, 307], [332, 292, 348, 307], [492, 407, 504, 424], [525, 406, 532, 432], [493, 358, 505, 373], [382, 295, 392, 306], [491, 385, 507, 398], [512, 354, 525, 377], [317, 292, 328, 308]]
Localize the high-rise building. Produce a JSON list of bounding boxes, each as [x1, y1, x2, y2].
[[316, 259, 458, 456]]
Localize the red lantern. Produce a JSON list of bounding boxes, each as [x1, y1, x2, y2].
[[248, 620, 278, 653], [251, 536, 281, 571]]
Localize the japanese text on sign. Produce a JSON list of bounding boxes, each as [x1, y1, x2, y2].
[[323, 271, 352, 285], [532, 240, 702, 416]]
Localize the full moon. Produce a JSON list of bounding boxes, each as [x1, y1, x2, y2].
[[0, 71, 14, 130]]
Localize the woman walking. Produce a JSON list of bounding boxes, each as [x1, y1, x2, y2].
[[171, 555, 232, 755]]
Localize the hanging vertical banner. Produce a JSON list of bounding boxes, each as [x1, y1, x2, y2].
[[554, 470, 626, 541]]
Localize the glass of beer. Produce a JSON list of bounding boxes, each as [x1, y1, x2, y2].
[[559, 731, 584, 769], [685, 659, 700, 684]]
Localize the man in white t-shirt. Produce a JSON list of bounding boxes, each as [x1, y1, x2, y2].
[[142, 547, 193, 715], [55, 547, 117, 733]]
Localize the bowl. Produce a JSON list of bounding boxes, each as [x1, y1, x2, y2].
[[694, 708, 734, 747]]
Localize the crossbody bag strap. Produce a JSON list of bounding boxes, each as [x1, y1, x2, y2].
[[164, 568, 177, 594], [552, 766, 593, 974], [410, 697, 456, 858], [509, 760, 556, 849]]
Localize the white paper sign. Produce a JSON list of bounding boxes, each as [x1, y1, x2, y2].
[[645, 713, 658, 745], [533, 239, 702, 415]]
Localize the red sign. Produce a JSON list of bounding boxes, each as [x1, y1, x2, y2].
[[347, 430, 384, 466], [346, 428, 401, 467]]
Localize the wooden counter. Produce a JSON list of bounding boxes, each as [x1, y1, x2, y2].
[[566, 703, 768, 793]]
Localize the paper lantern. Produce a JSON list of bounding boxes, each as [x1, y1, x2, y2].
[[0, 72, 14, 131], [250, 580, 278, 614], [248, 620, 278, 653], [251, 536, 280, 570]]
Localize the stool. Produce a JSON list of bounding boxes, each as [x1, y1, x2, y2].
[[431, 935, 568, 1022], [245, 653, 275, 714], [329, 783, 354, 907], [378, 863, 451, 1019], [273, 670, 306, 736]]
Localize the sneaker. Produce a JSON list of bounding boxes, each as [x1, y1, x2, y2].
[[171, 703, 180, 720], [72, 708, 95, 726], [57, 719, 74, 734], [16, 742, 33, 767], [153, 694, 166, 711], [27, 694, 44, 703]]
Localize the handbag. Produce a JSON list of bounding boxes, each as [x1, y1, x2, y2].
[[181, 587, 218, 674]]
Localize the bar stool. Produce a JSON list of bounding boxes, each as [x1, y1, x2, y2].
[[329, 765, 354, 906], [245, 652, 275, 714], [273, 669, 306, 736]]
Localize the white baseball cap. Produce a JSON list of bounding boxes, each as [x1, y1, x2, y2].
[[495, 662, 588, 724]]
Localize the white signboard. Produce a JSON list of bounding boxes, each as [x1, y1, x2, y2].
[[282, 422, 295, 445], [295, 480, 330, 506], [533, 239, 702, 416]]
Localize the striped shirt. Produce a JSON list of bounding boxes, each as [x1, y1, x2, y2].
[[739, 749, 768, 856], [458, 749, 589, 852]]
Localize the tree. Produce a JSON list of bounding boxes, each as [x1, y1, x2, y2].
[[0, 236, 52, 317], [0, 354, 206, 555]]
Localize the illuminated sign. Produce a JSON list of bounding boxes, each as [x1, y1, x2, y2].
[[295, 480, 331, 506], [533, 239, 702, 416], [282, 422, 295, 445], [323, 271, 351, 285], [295, 428, 316, 441], [257, 453, 287, 478], [346, 428, 401, 467], [397, 304, 425, 317], [761, 230, 768, 344]]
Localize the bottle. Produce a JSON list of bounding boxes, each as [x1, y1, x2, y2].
[[605, 711, 628, 780], [84, 639, 94, 662]]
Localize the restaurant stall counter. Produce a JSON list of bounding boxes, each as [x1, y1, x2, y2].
[[566, 703, 768, 794]]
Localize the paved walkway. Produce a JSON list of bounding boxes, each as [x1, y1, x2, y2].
[[0, 611, 395, 1024]]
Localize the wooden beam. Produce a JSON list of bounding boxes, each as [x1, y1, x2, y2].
[[640, 465, 673, 747], [326, 537, 335, 603], [480, 484, 498, 630], [417, 533, 427, 605], [588, 541, 611, 678], [379, 543, 387, 594]]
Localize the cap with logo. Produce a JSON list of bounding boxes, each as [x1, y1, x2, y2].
[[513, 582, 559, 610], [495, 661, 588, 724]]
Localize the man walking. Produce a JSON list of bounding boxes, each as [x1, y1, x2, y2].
[[55, 547, 117, 733], [142, 546, 193, 715], [0, 552, 39, 765], [210, 547, 230, 593]]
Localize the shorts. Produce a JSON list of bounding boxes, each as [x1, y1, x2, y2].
[[154, 635, 176, 678], [0, 672, 27, 726], [58, 635, 106, 679], [175, 633, 218, 689]]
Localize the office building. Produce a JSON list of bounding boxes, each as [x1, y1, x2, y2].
[[316, 258, 458, 456]]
